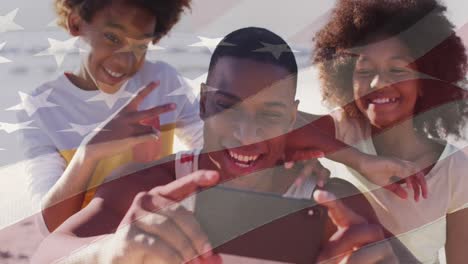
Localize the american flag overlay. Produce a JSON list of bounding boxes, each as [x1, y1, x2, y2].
[[0, 1, 467, 263]]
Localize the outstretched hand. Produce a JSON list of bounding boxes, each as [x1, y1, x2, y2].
[[284, 149, 330, 188], [314, 190, 398, 264], [358, 155, 427, 201], [99, 170, 222, 264]]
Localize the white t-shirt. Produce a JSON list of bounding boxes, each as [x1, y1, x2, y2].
[[330, 109, 468, 264], [174, 149, 317, 264], [15, 61, 203, 234]]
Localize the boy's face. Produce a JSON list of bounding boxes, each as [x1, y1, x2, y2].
[[201, 57, 298, 189], [70, 1, 156, 93]]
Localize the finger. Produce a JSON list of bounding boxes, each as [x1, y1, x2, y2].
[[298, 162, 315, 179], [126, 81, 160, 111], [318, 224, 385, 263], [284, 161, 294, 169], [314, 162, 330, 188], [314, 190, 367, 227], [411, 177, 420, 202], [303, 150, 325, 160], [284, 149, 324, 163], [160, 204, 212, 257], [124, 223, 184, 264], [345, 240, 396, 264], [140, 115, 160, 127], [383, 183, 408, 200], [134, 209, 199, 262], [203, 254, 223, 264], [129, 103, 177, 123], [417, 172, 428, 199], [154, 170, 220, 201], [405, 177, 413, 197]]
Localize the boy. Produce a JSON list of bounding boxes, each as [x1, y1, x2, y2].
[[16, 0, 199, 233], [32, 27, 413, 264]]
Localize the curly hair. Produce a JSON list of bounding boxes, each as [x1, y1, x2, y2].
[[312, 0, 468, 139], [54, 0, 191, 40]]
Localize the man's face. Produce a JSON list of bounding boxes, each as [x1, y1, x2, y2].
[[201, 57, 298, 189], [71, 1, 156, 93]]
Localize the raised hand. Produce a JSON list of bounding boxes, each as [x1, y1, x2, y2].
[[99, 170, 221, 264], [357, 154, 427, 201], [284, 149, 330, 188], [83, 81, 176, 161], [314, 190, 398, 264]]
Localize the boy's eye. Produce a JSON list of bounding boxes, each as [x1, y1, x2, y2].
[[137, 45, 148, 52], [215, 100, 233, 110], [104, 32, 121, 45]]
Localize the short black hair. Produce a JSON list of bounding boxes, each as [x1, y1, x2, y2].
[[207, 27, 298, 83]]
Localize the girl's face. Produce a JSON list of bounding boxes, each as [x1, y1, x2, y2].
[[352, 36, 422, 129]]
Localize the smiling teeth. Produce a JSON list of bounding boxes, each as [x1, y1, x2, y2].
[[229, 151, 259, 163], [105, 68, 124, 78], [371, 98, 398, 104]]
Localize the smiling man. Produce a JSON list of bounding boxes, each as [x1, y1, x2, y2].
[[32, 27, 411, 264]]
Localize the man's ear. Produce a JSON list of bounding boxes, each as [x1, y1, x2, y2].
[[289, 99, 300, 129], [199, 83, 208, 120], [67, 10, 83, 36]]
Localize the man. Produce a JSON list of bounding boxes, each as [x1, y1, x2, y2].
[[33, 27, 410, 263]]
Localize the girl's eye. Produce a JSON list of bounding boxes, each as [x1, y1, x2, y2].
[[260, 112, 283, 122], [104, 32, 121, 45]]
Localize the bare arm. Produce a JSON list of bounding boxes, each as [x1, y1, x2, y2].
[[446, 208, 468, 264], [33, 161, 175, 263], [41, 82, 176, 232], [288, 112, 365, 169]]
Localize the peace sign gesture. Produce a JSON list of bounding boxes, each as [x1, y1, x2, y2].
[[84, 81, 176, 161]]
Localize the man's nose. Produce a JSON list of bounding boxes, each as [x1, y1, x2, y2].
[[233, 119, 263, 146]]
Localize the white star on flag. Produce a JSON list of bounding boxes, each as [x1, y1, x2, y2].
[[168, 73, 217, 103], [7, 89, 58, 117], [148, 43, 165, 51], [189, 36, 234, 53], [0, 121, 36, 134], [0, 42, 11, 64], [47, 18, 58, 28], [254, 42, 299, 60], [35, 37, 79, 67], [59, 123, 108, 137], [0, 8, 23, 33], [87, 89, 134, 109]]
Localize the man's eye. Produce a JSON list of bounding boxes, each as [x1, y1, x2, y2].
[[260, 112, 282, 121], [215, 100, 233, 110], [104, 32, 121, 45], [355, 69, 374, 76], [390, 68, 410, 75]]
